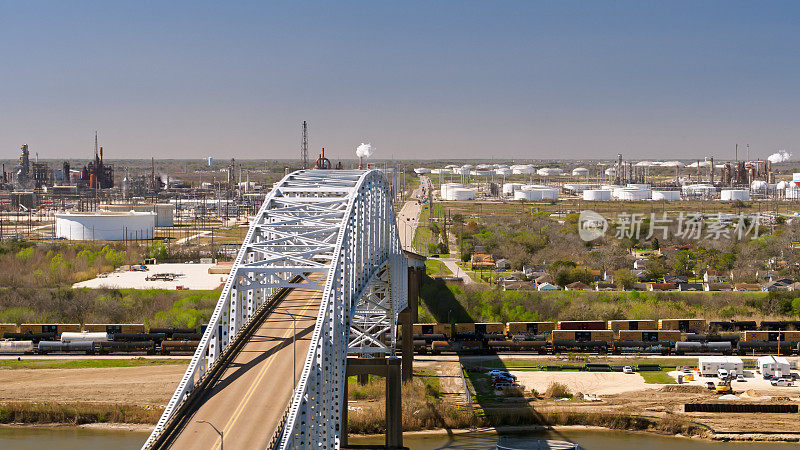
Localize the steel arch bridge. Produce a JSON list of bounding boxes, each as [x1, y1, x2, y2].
[[143, 169, 408, 449]]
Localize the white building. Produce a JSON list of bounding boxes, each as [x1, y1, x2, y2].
[[698, 356, 743, 377], [55, 211, 156, 241], [757, 355, 791, 378]]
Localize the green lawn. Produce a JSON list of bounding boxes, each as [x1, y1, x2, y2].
[[425, 259, 453, 276], [639, 369, 677, 384], [412, 208, 433, 254], [0, 358, 188, 370]]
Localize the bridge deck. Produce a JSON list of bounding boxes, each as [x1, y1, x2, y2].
[[168, 285, 322, 449]]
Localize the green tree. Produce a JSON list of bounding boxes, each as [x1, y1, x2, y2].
[[613, 268, 636, 290]]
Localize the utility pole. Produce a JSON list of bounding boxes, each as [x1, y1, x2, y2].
[[301, 121, 309, 169]]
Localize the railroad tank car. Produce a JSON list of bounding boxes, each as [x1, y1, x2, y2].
[[487, 339, 548, 353], [20, 324, 81, 334], [160, 340, 200, 355], [608, 320, 658, 332], [412, 323, 452, 338], [111, 333, 167, 343], [708, 320, 757, 332], [149, 328, 197, 338], [98, 340, 156, 355], [430, 340, 454, 354], [759, 320, 800, 331], [737, 340, 795, 355], [658, 319, 706, 333], [38, 340, 94, 354], [685, 333, 740, 344], [3, 332, 55, 342], [0, 340, 34, 354], [674, 341, 732, 355], [83, 324, 146, 334], [556, 320, 607, 330], [507, 321, 556, 336], [60, 332, 109, 343], [552, 340, 608, 353], [611, 340, 672, 355], [171, 332, 202, 341], [617, 330, 681, 342]]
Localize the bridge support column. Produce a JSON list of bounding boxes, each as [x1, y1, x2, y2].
[[386, 357, 402, 448], [399, 310, 413, 381], [344, 357, 406, 450]]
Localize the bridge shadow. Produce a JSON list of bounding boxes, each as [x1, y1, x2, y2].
[[418, 275, 571, 446]]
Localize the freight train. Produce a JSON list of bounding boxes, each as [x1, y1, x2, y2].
[[0, 323, 201, 355], [406, 319, 800, 356]]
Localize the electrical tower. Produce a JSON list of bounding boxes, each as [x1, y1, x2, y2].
[[301, 121, 309, 169]]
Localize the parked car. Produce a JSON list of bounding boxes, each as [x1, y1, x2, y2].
[[487, 370, 508, 377], [623, 366, 634, 374], [736, 374, 746, 382], [771, 378, 794, 387], [717, 368, 729, 379], [705, 381, 716, 390]]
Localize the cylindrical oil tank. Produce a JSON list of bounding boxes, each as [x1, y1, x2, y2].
[[448, 188, 475, 201], [651, 190, 681, 201], [572, 167, 589, 177], [3, 332, 55, 342], [563, 183, 589, 194], [525, 187, 558, 199], [613, 188, 652, 200], [161, 340, 200, 354], [720, 189, 750, 201], [61, 332, 109, 343], [38, 340, 94, 353], [626, 183, 651, 189], [112, 333, 167, 342], [0, 341, 34, 353], [55, 212, 156, 241], [583, 189, 611, 201], [681, 184, 716, 199], [511, 165, 535, 175], [502, 183, 524, 195], [514, 189, 542, 201], [414, 168, 431, 175]]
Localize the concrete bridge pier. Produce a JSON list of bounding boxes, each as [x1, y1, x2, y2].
[[342, 357, 406, 450]]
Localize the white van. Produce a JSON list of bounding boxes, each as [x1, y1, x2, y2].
[[717, 368, 729, 379]]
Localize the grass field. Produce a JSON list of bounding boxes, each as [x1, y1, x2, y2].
[[0, 358, 188, 370], [425, 259, 452, 276]]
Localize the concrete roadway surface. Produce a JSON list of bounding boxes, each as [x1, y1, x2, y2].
[[168, 284, 322, 449], [396, 175, 429, 251]]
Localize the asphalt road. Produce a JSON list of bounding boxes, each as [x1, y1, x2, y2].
[[168, 285, 322, 449]]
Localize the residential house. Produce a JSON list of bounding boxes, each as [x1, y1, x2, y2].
[[496, 258, 511, 270], [633, 259, 648, 270], [664, 275, 689, 284], [650, 282, 678, 291], [588, 269, 605, 282], [523, 264, 547, 277], [535, 274, 554, 285], [703, 270, 728, 283], [678, 282, 703, 291], [565, 281, 592, 291], [537, 282, 560, 291], [763, 279, 794, 292], [471, 253, 495, 271], [704, 282, 733, 291], [595, 282, 617, 291], [733, 283, 762, 292], [631, 282, 649, 291]]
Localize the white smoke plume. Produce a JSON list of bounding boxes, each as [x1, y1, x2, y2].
[[356, 143, 374, 159], [768, 149, 792, 164]]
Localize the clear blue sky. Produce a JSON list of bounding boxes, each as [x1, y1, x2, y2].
[[2, 1, 799, 161]]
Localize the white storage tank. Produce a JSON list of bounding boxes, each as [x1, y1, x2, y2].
[[61, 332, 110, 343], [626, 183, 651, 189], [751, 180, 768, 192], [583, 189, 611, 201], [720, 189, 750, 201], [414, 168, 431, 175], [55, 211, 157, 241], [537, 167, 563, 176], [534, 188, 559, 200], [563, 183, 589, 194], [495, 168, 512, 176], [439, 183, 459, 199], [514, 189, 543, 201], [681, 184, 716, 198], [651, 190, 681, 201], [614, 188, 652, 201], [502, 183, 525, 195], [571, 167, 589, 177], [448, 188, 475, 201], [101, 204, 174, 227], [511, 164, 536, 174]]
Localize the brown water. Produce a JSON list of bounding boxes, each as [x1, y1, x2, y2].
[[350, 429, 800, 449], [0, 426, 797, 449]]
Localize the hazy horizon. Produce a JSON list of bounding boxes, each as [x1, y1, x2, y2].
[[3, 1, 800, 162]]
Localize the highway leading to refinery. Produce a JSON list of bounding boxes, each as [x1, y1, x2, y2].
[[167, 284, 322, 449]]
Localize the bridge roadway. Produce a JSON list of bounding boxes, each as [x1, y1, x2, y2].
[[167, 282, 323, 449]]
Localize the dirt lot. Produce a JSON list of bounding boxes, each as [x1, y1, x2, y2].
[[510, 371, 660, 396], [0, 365, 186, 406]]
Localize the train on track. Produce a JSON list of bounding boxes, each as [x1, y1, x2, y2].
[[405, 319, 800, 356], [0, 323, 201, 355]]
